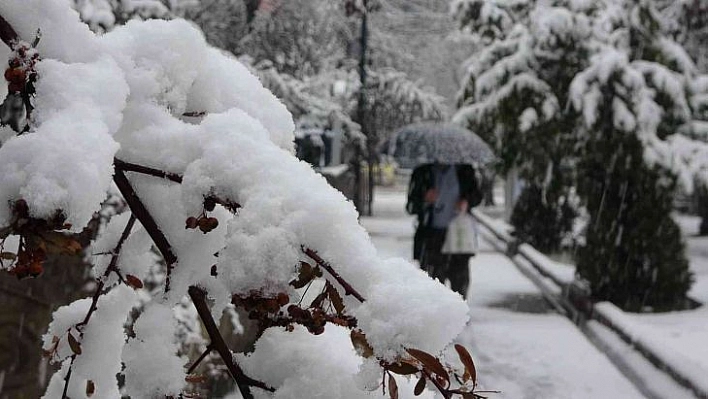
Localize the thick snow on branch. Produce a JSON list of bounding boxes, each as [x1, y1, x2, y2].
[[0, 1, 469, 397]]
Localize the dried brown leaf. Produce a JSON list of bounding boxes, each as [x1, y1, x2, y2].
[[41, 231, 82, 255], [86, 380, 95, 397], [290, 262, 316, 288], [414, 374, 426, 396], [455, 344, 477, 386], [386, 362, 419, 375], [350, 330, 374, 358], [67, 332, 82, 355], [325, 282, 345, 316], [125, 274, 144, 289], [406, 349, 449, 388], [388, 373, 398, 399], [310, 290, 328, 309]]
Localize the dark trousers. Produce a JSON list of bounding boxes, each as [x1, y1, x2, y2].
[[420, 228, 471, 298]]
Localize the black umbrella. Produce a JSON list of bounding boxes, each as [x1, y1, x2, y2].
[[388, 122, 495, 169]]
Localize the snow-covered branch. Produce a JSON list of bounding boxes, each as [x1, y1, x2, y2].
[[0, 2, 478, 397]]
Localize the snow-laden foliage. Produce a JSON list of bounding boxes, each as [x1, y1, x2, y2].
[[0, 1, 473, 398], [569, 0, 708, 192], [72, 0, 248, 51], [241, 0, 349, 79], [72, 0, 171, 32], [245, 59, 363, 143], [451, 0, 532, 41], [564, 0, 699, 310], [660, 0, 708, 72], [452, 1, 590, 251], [356, 68, 448, 151], [240, 0, 448, 152], [453, 0, 706, 309]]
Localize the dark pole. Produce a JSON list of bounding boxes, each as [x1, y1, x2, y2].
[[245, 0, 260, 26], [355, 0, 371, 215]]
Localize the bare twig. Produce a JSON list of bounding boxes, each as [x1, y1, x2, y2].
[[114, 158, 184, 184], [61, 365, 73, 399], [186, 344, 213, 375], [113, 159, 240, 213], [112, 162, 272, 397], [63, 214, 136, 398], [113, 167, 177, 291], [0, 13, 19, 48], [182, 111, 207, 118], [189, 286, 275, 398], [302, 247, 366, 303], [77, 213, 136, 328]]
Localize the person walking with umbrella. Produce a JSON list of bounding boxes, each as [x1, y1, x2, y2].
[[391, 123, 493, 298], [406, 163, 482, 298]]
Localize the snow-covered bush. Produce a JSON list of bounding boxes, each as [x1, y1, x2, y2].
[[0, 2, 480, 398], [454, 0, 708, 310], [569, 0, 702, 311], [452, 0, 589, 252]]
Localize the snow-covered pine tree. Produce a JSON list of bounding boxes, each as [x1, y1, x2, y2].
[[662, 0, 708, 235], [692, 75, 708, 235], [453, 0, 590, 252], [660, 0, 708, 72], [569, 0, 708, 311]]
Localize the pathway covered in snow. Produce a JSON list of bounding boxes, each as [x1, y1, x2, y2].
[[361, 186, 645, 399]]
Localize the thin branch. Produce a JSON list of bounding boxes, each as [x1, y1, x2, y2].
[[182, 111, 207, 118], [61, 365, 73, 399], [0, 13, 19, 48], [111, 164, 271, 397], [113, 167, 177, 291], [187, 344, 213, 375], [114, 158, 183, 184], [114, 159, 240, 213], [62, 214, 137, 398], [189, 286, 275, 398], [77, 213, 136, 329], [302, 247, 366, 303]]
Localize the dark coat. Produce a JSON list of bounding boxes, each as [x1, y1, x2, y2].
[[406, 164, 482, 260]]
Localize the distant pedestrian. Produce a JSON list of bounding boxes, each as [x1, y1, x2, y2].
[[406, 163, 482, 298]]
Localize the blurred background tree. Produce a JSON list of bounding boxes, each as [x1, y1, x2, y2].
[[452, 0, 590, 252]]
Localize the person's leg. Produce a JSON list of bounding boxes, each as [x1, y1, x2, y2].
[[448, 254, 471, 298], [422, 229, 447, 281]]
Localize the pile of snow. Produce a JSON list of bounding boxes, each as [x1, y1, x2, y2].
[[0, 1, 470, 397]]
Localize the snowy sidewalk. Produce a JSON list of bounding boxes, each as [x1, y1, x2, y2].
[[361, 187, 645, 399]]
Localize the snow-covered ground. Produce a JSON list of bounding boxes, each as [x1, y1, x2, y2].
[[459, 183, 708, 398], [675, 214, 708, 303], [361, 186, 645, 399]]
